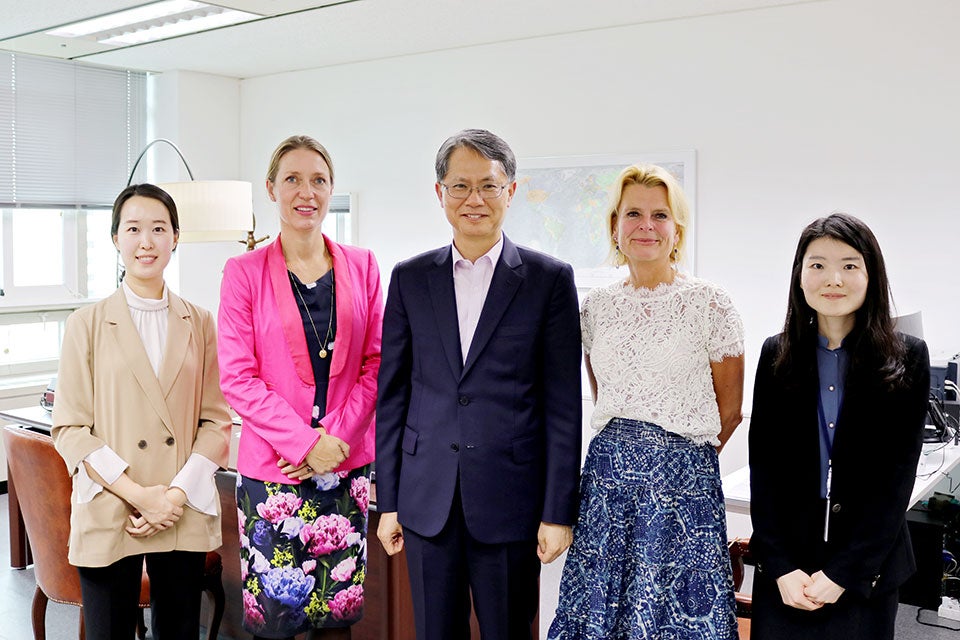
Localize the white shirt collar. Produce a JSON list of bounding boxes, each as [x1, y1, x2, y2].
[[451, 234, 504, 270]]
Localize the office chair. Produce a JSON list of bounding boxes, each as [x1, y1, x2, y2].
[[2, 426, 224, 640], [729, 537, 753, 638]]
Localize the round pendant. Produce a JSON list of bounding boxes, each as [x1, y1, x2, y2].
[[319, 349, 328, 359]]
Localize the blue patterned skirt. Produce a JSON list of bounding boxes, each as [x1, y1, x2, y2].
[[236, 465, 371, 638], [548, 419, 737, 640]]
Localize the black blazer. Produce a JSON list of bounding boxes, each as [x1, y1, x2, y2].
[[749, 332, 929, 598], [375, 235, 582, 543]]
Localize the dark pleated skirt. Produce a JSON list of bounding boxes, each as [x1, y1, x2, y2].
[[548, 418, 738, 640]]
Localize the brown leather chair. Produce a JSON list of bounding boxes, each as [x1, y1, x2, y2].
[[3, 426, 224, 640], [729, 538, 753, 638]]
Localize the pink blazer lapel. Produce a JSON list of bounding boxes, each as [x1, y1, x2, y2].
[[267, 237, 314, 386], [326, 237, 354, 379]]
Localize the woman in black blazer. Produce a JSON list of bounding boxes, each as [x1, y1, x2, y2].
[[749, 213, 930, 639]]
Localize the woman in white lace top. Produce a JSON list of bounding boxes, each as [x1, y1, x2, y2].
[[549, 164, 745, 639]]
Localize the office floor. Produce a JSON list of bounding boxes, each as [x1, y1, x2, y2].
[[0, 493, 957, 640], [0, 492, 227, 640]]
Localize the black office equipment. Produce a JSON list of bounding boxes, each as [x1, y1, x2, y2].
[[901, 508, 949, 610]]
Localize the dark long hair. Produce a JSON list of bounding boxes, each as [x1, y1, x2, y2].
[[774, 213, 905, 389]]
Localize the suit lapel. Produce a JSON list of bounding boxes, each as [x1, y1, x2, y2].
[[105, 288, 175, 434], [427, 248, 464, 380], [268, 237, 314, 386], [158, 292, 190, 399], [327, 237, 353, 379], [462, 236, 523, 379]]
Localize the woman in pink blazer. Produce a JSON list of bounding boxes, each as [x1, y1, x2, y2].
[[218, 135, 383, 640]]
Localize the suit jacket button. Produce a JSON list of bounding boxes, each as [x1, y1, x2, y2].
[[137, 440, 147, 449], [165, 437, 175, 446], [458, 396, 470, 406], [450, 443, 460, 452], [831, 503, 841, 513]]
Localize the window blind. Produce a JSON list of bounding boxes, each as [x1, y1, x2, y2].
[[0, 52, 147, 208]]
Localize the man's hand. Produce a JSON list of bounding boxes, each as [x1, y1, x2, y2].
[[776, 569, 823, 610], [377, 511, 404, 556], [805, 570, 845, 605], [537, 521, 572, 564]]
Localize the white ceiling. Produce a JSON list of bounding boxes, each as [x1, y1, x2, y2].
[[0, 0, 818, 79]]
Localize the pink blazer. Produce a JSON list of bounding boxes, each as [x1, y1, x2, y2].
[[218, 235, 383, 483]]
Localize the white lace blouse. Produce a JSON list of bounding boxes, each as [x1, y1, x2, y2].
[[582, 273, 744, 445]]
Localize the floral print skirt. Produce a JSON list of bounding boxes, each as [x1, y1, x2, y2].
[[548, 419, 738, 640], [237, 465, 371, 638]]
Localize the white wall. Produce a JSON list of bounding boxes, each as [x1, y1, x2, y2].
[[237, 0, 960, 374], [151, 70, 247, 316], [166, 0, 960, 631]]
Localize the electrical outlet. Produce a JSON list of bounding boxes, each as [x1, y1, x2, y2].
[[939, 596, 960, 621]]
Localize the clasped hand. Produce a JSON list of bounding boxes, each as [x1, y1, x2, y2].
[[125, 486, 185, 538], [278, 427, 350, 481], [537, 522, 573, 564], [776, 569, 845, 610]]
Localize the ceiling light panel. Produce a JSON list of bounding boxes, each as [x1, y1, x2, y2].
[[45, 1, 261, 47]]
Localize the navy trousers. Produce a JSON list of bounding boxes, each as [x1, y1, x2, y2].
[[402, 485, 540, 640]]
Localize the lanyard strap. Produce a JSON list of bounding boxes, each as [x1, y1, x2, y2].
[[818, 389, 845, 542]]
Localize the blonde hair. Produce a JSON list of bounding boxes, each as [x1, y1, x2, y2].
[[266, 135, 335, 185], [606, 164, 690, 266]]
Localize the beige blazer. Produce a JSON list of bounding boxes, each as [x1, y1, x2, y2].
[[53, 287, 232, 567]]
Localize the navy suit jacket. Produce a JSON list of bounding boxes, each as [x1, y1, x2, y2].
[[749, 332, 929, 599], [376, 235, 582, 544]]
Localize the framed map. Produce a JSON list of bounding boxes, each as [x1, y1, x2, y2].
[[503, 151, 696, 289]]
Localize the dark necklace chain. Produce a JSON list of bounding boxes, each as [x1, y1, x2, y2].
[[289, 269, 335, 358]]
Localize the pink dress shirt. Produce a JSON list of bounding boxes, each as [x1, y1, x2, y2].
[[452, 236, 502, 362]]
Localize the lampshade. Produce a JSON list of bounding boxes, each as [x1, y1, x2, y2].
[[159, 180, 253, 243]]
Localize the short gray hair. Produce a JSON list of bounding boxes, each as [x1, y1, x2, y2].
[[435, 129, 517, 182]]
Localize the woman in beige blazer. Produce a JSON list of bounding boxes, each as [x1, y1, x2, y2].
[[53, 183, 232, 640]]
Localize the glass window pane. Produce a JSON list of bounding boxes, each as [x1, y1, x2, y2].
[[13, 209, 62, 286], [0, 319, 62, 365], [86, 209, 117, 299]]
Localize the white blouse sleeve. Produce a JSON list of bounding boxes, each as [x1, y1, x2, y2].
[[169, 453, 220, 516], [706, 285, 745, 362], [580, 292, 596, 354], [75, 445, 128, 503]]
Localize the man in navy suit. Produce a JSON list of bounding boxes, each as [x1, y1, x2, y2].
[[376, 129, 582, 639]]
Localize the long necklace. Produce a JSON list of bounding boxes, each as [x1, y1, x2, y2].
[[289, 269, 335, 358]]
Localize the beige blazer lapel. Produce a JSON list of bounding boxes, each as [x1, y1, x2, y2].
[[159, 292, 191, 401], [106, 288, 176, 435]]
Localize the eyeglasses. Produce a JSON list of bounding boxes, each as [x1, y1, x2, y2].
[[440, 183, 508, 200]]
